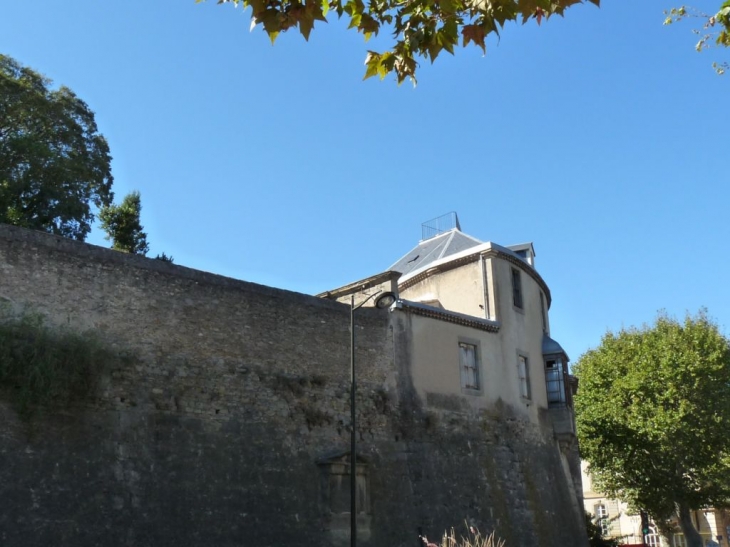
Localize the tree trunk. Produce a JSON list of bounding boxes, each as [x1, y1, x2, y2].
[[677, 503, 704, 547]]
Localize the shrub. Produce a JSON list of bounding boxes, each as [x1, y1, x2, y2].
[[0, 312, 112, 415], [420, 524, 505, 547]]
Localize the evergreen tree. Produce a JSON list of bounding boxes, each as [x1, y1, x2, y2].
[[99, 191, 149, 255]]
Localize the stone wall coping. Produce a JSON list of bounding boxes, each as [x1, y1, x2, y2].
[[0, 223, 346, 312], [316, 270, 403, 300]]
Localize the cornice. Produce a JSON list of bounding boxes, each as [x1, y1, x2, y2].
[[396, 300, 501, 333]]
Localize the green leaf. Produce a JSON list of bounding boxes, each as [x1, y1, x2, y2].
[[247, 0, 267, 17], [378, 51, 395, 79], [259, 8, 283, 42], [358, 12, 380, 36], [427, 38, 442, 62], [363, 51, 381, 79], [439, 18, 459, 54]]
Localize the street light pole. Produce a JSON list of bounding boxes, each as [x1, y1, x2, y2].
[[350, 293, 357, 547], [349, 290, 397, 547]]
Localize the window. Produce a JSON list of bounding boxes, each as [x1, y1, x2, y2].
[[646, 525, 660, 547], [459, 342, 480, 390], [595, 504, 609, 537], [517, 354, 531, 399], [511, 268, 523, 309], [545, 357, 567, 407]]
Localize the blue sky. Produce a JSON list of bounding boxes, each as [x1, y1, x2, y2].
[[2, 1, 728, 360]]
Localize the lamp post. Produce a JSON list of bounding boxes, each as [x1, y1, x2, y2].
[[350, 290, 396, 547]]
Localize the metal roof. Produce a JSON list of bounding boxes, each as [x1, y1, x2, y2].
[[388, 228, 483, 277], [542, 334, 569, 360]]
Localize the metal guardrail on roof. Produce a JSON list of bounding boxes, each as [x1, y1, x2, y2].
[[421, 211, 461, 241]]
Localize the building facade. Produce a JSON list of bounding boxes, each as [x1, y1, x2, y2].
[[0, 216, 585, 547], [321, 214, 584, 540]]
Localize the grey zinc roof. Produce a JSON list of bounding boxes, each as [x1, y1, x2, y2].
[[542, 334, 569, 360], [388, 229, 483, 277]]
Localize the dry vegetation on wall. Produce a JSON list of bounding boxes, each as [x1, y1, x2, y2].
[[421, 524, 506, 547], [0, 308, 116, 416]]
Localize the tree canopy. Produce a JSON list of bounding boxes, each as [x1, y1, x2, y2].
[[202, 0, 599, 83], [574, 311, 730, 547], [99, 191, 150, 255], [0, 54, 114, 241]]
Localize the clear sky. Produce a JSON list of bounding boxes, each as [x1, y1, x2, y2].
[[2, 0, 728, 361]]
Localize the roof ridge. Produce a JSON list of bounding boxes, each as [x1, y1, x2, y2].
[[436, 230, 456, 259]]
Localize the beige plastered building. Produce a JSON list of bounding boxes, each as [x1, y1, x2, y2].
[[320, 213, 583, 517], [582, 462, 730, 547]]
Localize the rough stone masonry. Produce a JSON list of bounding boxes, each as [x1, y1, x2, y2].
[[0, 224, 586, 547]]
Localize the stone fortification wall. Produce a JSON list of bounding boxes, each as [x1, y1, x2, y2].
[[0, 224, 585, 547], [389, 312, 586, 547]]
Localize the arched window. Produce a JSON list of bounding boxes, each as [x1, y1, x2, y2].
[[646, 525, 661, 547]]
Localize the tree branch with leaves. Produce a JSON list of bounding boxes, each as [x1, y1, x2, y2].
[[665, 1, 730, 74], [200, 0, 600, 84]]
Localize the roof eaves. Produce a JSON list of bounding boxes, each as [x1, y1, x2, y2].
[[395, 299, 501, 333]]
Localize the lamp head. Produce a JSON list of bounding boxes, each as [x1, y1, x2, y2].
[[374, 292, 396, 309]]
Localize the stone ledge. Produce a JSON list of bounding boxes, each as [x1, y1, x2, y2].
[[0, 223, 343, 312]]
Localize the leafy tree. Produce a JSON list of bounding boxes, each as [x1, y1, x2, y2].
[[99, 191, 150, 255], [0, 54, 114, 240], [574, 310, 730, 547], [665, 2, 730, 74], [201, 0, 600, 84]]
